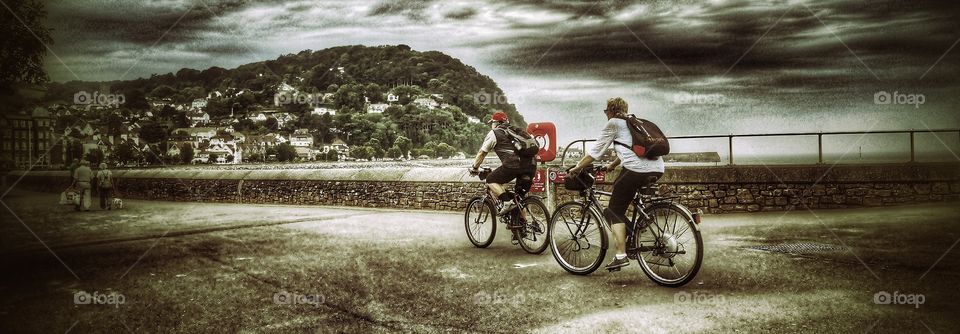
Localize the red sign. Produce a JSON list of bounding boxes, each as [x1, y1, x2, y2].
[[548, 170, 567, 182], [531, 168, 546, 193], [596, 170, 606, 183], [527, 122, 557, 163]]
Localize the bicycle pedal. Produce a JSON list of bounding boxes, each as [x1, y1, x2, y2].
[[607, 267, 622, 272]]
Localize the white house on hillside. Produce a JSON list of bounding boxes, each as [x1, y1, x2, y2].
[[366, 103, 388, 114]]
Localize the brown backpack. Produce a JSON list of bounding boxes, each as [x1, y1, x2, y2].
[[613, 115, 670, 159]]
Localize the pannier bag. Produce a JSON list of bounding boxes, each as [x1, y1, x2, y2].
[[564, 169, 595, 191]]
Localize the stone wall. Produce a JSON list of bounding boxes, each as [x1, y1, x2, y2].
[[8, 163, 960, 213]]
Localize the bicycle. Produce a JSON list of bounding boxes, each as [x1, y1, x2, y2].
[[547, 165, 704, 287], [464, 167, 551, 254]]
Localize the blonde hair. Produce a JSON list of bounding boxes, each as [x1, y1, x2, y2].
[[606, 97, 628, 116]]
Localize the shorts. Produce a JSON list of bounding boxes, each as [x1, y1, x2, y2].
[[487, 165, 536, 190]]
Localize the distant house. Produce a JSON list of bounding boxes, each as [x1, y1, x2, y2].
[[170, 127, 217, 142], [248, 113, 268, 122], [386, 94, 399, 103], [412, 97, 439, 109], [311, 104, 336, 116], [366, 103, 388, 114], [191, 98, 208, 110], [319, 138, 349, 158], [294, 147, 315, 160], [277, 82, 297, 93], [187, 110, 210, 125], [467, 116, 481, 124], [290, 130, 314, 147]]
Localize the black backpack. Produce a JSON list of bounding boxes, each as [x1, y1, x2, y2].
[[613, 115, 670, 159], [499, 126, 540, 157]]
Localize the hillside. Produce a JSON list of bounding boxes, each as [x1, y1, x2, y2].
[[41, 45, 526, 155]]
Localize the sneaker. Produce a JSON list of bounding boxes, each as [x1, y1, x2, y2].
[[605, 256, 630, 270], [498, 200, 516, 216]]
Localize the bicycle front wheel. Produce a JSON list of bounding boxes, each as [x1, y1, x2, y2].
[[548, 201, 607, 275], [634, 203, 703, 287], [517, 197, 550, 254], [465, 197, 497, 248]]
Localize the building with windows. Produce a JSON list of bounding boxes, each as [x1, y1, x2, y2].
[[0, 108, 54, 169]]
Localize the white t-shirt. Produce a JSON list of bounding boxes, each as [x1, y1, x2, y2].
[[479, 130, 497, 152], [588, 118, 665, 173]]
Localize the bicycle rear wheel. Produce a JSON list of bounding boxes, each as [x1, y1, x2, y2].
[[465, 197, 497, 248], [517, 197, 550, 254], [548, 201, 607, 275], [634, 203, 703, 287]]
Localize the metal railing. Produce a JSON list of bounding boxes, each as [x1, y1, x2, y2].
[[558, 128, 960, 166]]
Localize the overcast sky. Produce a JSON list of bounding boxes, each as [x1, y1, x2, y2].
[[41, 0, 960, 149]]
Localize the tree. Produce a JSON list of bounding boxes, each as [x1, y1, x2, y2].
[[386, 146, 402, 160], [85, 149, 104, 166], [265, 117, 279, 132], [436, 142, 456, 159], [394, 136, 412, 159], [139, 123, 168, 144], [326, 148, 340, 161], [179, 144, 194, 164], [113, 141, 138, 164], [0, 0, 52, 93], [276, 143, 297, 162], [350, 146, 372, 160]]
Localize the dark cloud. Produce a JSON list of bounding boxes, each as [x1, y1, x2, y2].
[[369, 0, 435, 20], [498, 0, 960, 91], [445, 7, 477, 20]]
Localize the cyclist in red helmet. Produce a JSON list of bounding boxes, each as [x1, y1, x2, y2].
[[470, 111, 537, 217]]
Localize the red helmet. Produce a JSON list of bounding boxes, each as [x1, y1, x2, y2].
[[489, 111, 508, 123]]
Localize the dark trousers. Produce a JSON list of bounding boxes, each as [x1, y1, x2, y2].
[[99, 187, 112, 209], [603, 169, 663, 225]]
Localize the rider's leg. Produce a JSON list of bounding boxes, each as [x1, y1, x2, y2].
[[604, 169, 644, 269]]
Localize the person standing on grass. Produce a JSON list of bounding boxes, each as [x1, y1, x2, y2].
[[72, 160, 93, 212], [96, 163, 113, 210]]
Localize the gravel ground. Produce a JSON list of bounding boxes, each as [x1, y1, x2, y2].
[[1, 191, 958, 333]]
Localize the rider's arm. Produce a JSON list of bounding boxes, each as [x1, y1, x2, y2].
[[471, 151, 487, 170], [570, 155, 595, 175], [606, 157, 621, 171], [473, 130, 497, 170], [572, 120, 618, 174]]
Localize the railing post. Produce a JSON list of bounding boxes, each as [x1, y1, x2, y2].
[[818, 133, 823, 164], [728, 135, 734, 165], [909, 130, 915, 163]]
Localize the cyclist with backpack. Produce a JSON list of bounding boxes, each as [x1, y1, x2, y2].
[[470, 111, 539, 217], [568, 97, 667, 271]]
